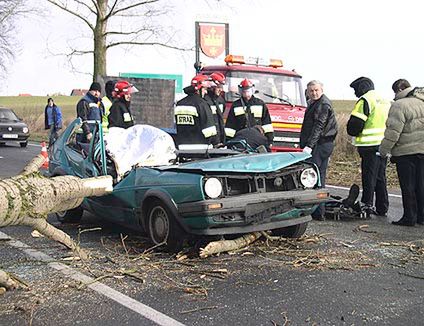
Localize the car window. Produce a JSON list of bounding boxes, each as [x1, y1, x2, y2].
[[0, 108, 19, 121]]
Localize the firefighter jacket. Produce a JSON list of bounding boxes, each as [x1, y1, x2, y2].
[[225, 95, 274, 144], [204, 92, 226, 144], [76, 92, 104, 136], [349, 90, 390, 146], [108, 98, 134, 129], [102, 95, 113, 133], [300, 94, 338, 149], [175, 93, 217, 147]]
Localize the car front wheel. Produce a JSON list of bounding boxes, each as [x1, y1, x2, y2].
[[271, 222, 308, 238], [55, 206, 83, 223], [146, 199, 185, 252]]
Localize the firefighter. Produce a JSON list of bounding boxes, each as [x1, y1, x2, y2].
[[108, 80, 138, 129], [347, 77, 390, 218], [102, 80, 116, 133], [225, 78, 274, 146], [204, 72, 226, 146], [76, 82, 104, 142], [175, 74, 217, 149]]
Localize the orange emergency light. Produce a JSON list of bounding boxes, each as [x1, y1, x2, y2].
[[225, 54, 283, 68]]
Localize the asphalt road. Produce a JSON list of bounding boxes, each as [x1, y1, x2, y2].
[[1, 143, 424, 326]]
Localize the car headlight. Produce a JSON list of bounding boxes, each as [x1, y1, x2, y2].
[[204, 178, 222, 199], [300, 168, 318, 188], [23, 127, 29, 133]]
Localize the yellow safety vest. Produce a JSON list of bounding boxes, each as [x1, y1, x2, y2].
[[350, 90, 390, 146], [102, 96, 113, 133]]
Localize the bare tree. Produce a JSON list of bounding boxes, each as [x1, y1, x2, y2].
[[46, 0, 194, 82], [0, 0, 28, 76]]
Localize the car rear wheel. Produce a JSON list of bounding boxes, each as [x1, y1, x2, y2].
[[271, 222, 308, 238], [20, 141, 28, 148], [55, 206, 83, 223], [146, 199, 185, 252]]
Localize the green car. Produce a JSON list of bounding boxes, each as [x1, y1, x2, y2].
[[49, 119, 328, 251]]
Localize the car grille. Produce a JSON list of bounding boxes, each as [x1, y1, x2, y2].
[[272, 130, 300, 149], [213, 162, 310, 197]]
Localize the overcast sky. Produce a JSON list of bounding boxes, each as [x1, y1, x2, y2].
[[1, 0, 423, 100]]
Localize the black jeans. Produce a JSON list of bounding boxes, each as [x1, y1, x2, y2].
[[310, 141, 334, 218], [357, 146, 388, 214], [393, 154, 424, 223]]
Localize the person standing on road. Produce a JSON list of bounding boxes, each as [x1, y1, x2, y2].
[[44, 97, 63, 147], [108, 80, 138, 129], [76, 82, 104, 143], [102, 80, 116, 133], [300, 80, 338, 220], [347, 77, 390, 218], [174, 74, 217, 149], [225, 78, 274, 146], [204, 72, 226, 146], [379, 79, 424, 226]]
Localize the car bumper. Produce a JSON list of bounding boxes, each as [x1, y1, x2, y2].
[[177, 188, 329, 235], [0, 133, 30, 142]]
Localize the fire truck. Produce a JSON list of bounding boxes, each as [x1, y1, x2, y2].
[[200, 54, 306, 152]]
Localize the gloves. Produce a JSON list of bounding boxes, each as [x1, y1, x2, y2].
[[303, 146, 312, 154]]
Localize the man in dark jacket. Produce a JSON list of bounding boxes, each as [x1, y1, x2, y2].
[[300, 80, 338, 220], [225, 78, 274, 146], [76, 82, 103, 142], [175, 75, 217, 149], [204, 72, 226, 146], [108, 80, 138, 129]]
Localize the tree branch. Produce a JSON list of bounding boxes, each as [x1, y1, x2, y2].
[[46, 0, 95, 31], [111, 0, 159, 17], [107, 40, 193, 51]]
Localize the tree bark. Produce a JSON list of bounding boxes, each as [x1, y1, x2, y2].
[[199, 232, 262, 258]]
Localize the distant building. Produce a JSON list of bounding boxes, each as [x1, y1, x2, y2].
[[18, 93, 32, 96], [70, 89, 88, 96]]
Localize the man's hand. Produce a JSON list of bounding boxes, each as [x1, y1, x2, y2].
[[303, 146, 312, 154], [86, 132, 92, 141]]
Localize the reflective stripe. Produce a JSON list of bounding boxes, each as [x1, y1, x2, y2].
[[210, 105, 217, 114], [202, 125, 217, 138], [262, 123, 274, 133], [175, 105, 198, 117], [178, 144, 213, 150], [219, 104, 225, 111], [361, 127, 385, 135], [351, 111, 368, 121], [123, 112, 132, 122], [273, 122, 302, 129], [225, 127, 236, 137], [353, 135, 384, 145], [89, 103, 99, 108], [234, 106, 245, 116], [250, 105, 263, 118]]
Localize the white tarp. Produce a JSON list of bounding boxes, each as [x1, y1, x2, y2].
[[104, 125, 176, 177]]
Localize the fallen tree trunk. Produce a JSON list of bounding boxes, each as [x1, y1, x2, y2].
[[199, 232, 262, 258], [0, 154, 113, 291]]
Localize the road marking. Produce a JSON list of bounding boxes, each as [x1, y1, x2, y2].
[[0, 231, 185, 326], [327, 184, 402, 198]]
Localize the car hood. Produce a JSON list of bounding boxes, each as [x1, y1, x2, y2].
[[161, 152, 311, 173], [0, 121, 27, 128]]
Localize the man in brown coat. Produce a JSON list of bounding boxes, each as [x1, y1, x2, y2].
[[379, 79, 424, 226]]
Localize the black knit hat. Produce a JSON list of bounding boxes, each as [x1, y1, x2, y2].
[[89, 82, 101, 92], [349, 77, 374, 97]]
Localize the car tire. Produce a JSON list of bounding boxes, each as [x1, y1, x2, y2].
[[146, 199, 185, 252], [20, 141, 28, 148], [55, 206, 83, 223], [271, 222, 308, 238]]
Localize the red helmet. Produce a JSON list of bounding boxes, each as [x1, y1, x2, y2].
[[239, 78, 254, 90], [210, 72, 226, 86], [114, 80, 139, 98], [191, 74, 209, 90]]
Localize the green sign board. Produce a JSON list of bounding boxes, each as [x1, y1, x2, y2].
[[119, 72, 183, 93]]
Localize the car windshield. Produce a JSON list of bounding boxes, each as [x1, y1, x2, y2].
[[225, 71, 306, 107], [0, 108, 19, 121]]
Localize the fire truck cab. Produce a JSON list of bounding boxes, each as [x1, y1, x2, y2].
[[201, 55, 306, 152]]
